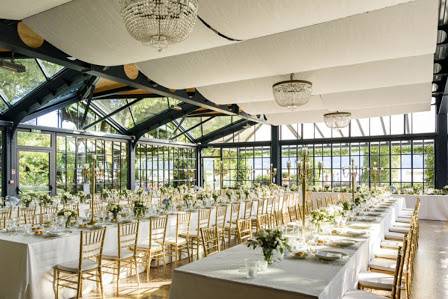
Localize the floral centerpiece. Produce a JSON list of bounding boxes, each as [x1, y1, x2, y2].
[[107, 203, 122, 221], [225, 189, 234, 202], [161, 197, 173, 212], [61, 192, 73, 205], [38, 193, 52, 207], [76, 191, 86, 203], [20, 194, 33, 207], [57, 208, 77, 228], [133, 199, 146, 218], [183, 193, 194, 209], [310, 208, 332, 231], [247, 229, 290, 265]]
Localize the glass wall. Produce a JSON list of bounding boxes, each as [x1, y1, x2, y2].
[[201, 146, 271, 189], [135, 143, 196, 189], [56, 135, 128, 193], [281, 139, 434, 191]]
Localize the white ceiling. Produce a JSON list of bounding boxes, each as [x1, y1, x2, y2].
[[8, 0, 438, 125], [0, 0, 71, 20]]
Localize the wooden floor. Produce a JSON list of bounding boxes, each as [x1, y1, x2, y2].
[[89, 220, 448, 299], [411, 220, 448, 299]]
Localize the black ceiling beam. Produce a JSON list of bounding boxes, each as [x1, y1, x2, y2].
[[127, 102, 198, 142], [93, 93, 162, 100], [88, 102, 127, 135], [0, 20, 266, 126], [83, 97, 145, 130], [1, 68, 93, 125], [92, 86, 137, 99], [170, 116, 215, 140], [171, 119, 195, 143], [22, 76, 98, 122], [195, 119, 257, 144]]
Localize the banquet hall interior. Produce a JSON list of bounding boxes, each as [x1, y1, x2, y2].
[[0, 0, 447, 298]]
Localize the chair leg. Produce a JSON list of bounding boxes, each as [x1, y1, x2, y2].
[[134, 257, 140, 287], [146, 253, 152, 282], [76, 272, 82, 298], [98, 268, 104, 299], [116, 260, 121, 296], [53, 269, 59, 299]]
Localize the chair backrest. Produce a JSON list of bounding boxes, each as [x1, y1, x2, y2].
[[0, 208, 11, 229], [288, 205, 298, 222], [229, 203, 241, 225], [118, 221, 139, 258], [256, 214, 271, 231], [197, 208, 211, 234], [200, 227, 220, 257], [18, 207, 36, 225], [243, 201, 253, 219], [39, 206, 58, 224], [175, 211, 191, 242], [254, 199, 264, 217], [215, 205, 227, 230], [149, 215, 167, 246], [236, 218, 252, 243], [79, 227, 106, 269], [391, 235, 408, 299]]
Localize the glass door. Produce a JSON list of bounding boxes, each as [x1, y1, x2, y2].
[[202, 157, 221, 190], [18, 151, 51, 194]]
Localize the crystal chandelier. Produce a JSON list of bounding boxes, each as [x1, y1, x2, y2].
[[323, 111, 351, 129], [272, 74, 312, 109], [120, 0, 199, 51]]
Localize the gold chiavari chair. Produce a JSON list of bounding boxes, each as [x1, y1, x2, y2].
[[167, 212, 191, 264], [224, 203, 241, 247], [214, 205, 228, 249], [256, 214, 272, 231], [357, 237, 408, 298], [135, 215, 167, 281], [273, 210, 284, 227], [236, 218, 252, 244], [185, 208, 211, 261], [0, 208, 11, 229], [102, 221, 140, 295], [53, 227, 106, 298], [200, 227, 220, 257], [18, 206, 36, 225]]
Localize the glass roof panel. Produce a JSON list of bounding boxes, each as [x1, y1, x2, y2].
[[93, 98, 137, 128], [130, 97, 180, 125], [202, 116, 233, 136], [37, 59, 64, 78], [0, 59, 46, 104]]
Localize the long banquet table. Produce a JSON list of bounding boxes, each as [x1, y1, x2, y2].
[[393, 194, 448, 221], [169, 198, 404, 299], [0, 200, 254, 299]]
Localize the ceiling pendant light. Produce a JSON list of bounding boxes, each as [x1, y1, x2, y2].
[[120, 0, 199, 51], [323, 111, 351, 129], [272, 74, 312, 110]]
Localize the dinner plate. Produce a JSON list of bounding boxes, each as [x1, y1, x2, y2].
[[330, 239, 356, 248], [344, 230, 366, 238], [355, 216, 377, 222], [315, 250, 347, 261], [349, 224, 370, 230]]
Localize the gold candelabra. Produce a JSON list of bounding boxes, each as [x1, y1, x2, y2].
[[88, 155, 97, 225], [297, 149, 309, 227], [287, 160, 291, 187]]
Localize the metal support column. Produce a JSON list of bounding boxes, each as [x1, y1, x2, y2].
[[435, 98, 448, 188], [2, 127, 17, 196], [271, 125, 281, 185], [195, 147, 201, 187], [127, 140, 136, 191]]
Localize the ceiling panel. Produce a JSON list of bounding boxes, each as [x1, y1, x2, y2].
[[0, 0, 71, 20], [138, 0, 437, 89]]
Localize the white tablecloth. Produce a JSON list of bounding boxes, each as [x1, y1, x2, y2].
[[393, 194, 448, 221], [169, 198, 404, 299]]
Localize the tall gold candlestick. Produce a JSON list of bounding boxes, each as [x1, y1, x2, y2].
[[88, 155, 97, 225]]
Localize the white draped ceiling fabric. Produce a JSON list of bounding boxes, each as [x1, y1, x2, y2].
[[0, 0, 437, 125]]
